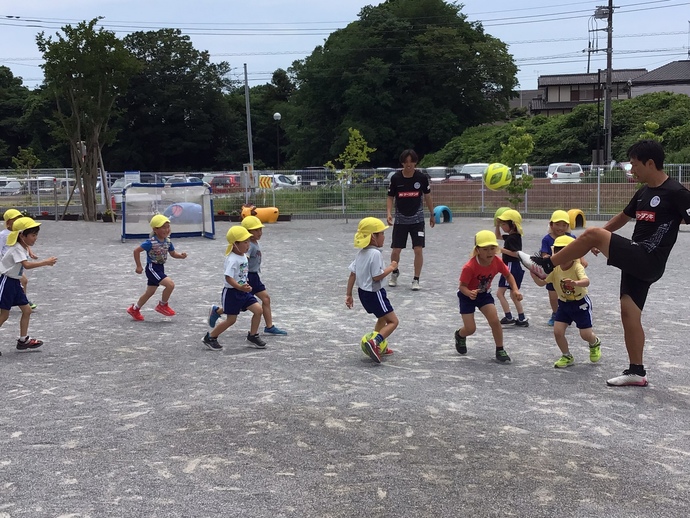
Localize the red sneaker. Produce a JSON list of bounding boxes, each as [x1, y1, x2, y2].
[[381, 348, 394, 355], [127, 305, 144, 321], [155, 303, 176, 316]]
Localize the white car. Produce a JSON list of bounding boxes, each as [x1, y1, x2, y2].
[[547, 163, 584, 184], [459, 163, 490, 180]]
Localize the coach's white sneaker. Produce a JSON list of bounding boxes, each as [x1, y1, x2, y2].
[[388, 271, 399, 287], [606, 369, 648, 387]]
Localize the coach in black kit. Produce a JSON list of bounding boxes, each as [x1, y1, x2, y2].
[[386, 149, 435, 291]]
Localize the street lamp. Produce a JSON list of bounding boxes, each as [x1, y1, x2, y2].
[[273, 112, 281, 170]]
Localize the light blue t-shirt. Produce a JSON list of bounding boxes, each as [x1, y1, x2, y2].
[[348, 246, 385, 292], [247, 240, 262, 273]]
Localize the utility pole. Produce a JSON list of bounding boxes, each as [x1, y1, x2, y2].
[[604, 0, 613, 165]]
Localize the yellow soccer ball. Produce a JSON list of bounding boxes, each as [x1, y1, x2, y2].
[[360, 331, 387, 356], [483, 163, 512, 191]]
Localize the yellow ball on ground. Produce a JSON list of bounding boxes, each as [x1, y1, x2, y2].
[[360, 331, 388, 356], [483, 163, 512, 191]]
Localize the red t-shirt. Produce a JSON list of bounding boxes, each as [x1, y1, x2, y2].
[[459, 256, 510, 293]]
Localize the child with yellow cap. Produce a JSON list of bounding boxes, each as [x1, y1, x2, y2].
[[494, 209, 528, 327], [539, 210, 587, 326], [0, 217, 57, 352], [230, 215, 287, 335], [1, 209, 37, 310], [345, 217, 399, 364], [127, 214, 187, 321], [204, 225, 267, 351], [527, 235, 601, 368], [455, 230, 522, 363]]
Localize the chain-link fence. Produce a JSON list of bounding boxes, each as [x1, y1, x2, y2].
[[2, 166, 690, 220]]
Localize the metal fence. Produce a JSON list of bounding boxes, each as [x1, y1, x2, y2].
[[2, 166, 690, 220]]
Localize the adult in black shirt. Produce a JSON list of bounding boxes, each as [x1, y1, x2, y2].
[[386, 149, 435, 291]]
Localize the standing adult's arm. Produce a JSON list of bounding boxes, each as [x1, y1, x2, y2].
[[425, 190, 435, 228], [602, 212, 632, 233], [386, 196, 394, 226]]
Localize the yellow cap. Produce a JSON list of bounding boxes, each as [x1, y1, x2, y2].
[[553, 235, 575, 248], [241, 215, 264, 231], [225, 225, 252, 255], [475, 230, 498, 248], [3, 209, 22, 222], [354, 217, 388, 248], [6, 217, 40, 246], [550, 210, 570, 225], [496, 209, 523, 235], [150, 214, 170, 229]]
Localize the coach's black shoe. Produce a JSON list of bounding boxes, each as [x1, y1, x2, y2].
[[518, 252, 553, 280]]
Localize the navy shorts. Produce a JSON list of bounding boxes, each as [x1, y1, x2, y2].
[[358, 288, 394, 318], [248, 272, 266, 295], [498, 261, 524, 289], [391, 222, 425, 249], [145, 263, 167, 287], [221, 286, 259, 316], [0, 275, 29, 310], [554, 296, 594, 329], [458, 290, 495, 314]]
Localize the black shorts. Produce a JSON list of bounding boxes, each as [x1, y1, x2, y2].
[[391, 221, 425, 249], [608, 233, 664, 310]]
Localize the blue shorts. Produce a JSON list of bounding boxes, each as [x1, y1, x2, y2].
[[498, 261, 524, 289], [0, 275, 28, 310], [248, 272, 266, 295], [358, 288, 394, 318], [555, 296, 593, 329], [145, 263, 167, 287], [458, 290, 494, 314], [222, 287, 259, 316]]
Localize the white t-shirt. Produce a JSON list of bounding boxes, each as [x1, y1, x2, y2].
[[349, 246, 384, 292], [0, 228, 11, 256], [0, 244, 29, 279], [223, 252, 249, 288]]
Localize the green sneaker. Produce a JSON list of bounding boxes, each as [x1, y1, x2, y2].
[[454, 329, 467, 354], [495, 348, 511, 362], [589, 338, 602, 363], [554, 354, 574, 368]]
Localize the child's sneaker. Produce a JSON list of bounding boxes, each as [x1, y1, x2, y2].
[[388, 270, 399, 287], [518, 251, 553, 279], [454, 329, 467, 354], [515, 318, 529, 327], [411, 279, 420, 291], [202, 332, 223, 351], [29, 301, 37, 310], [127, 305, 144, 321], [16, 337, 43, 350], [495, 348, 511, 362], [208, 305, 220, 328], [589, 338, 602, 363], [155, 302, 176, 316], [264, 325, 288, 335], [547, 315, 555, 327], [500, 316, 515, 325], [554, 354, 574, 368], [606, 369, 648, 387], [362, 337, 381, 363], [247, 333, 267, 349], [381, 347, 394, 355]]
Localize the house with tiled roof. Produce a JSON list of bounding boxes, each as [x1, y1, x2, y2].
[[630, 60, 690, 97], [528, 69, 647, 116]]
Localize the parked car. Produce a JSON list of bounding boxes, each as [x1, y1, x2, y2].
[[0, 178, 23, 196], [209, 174, 241, 194], [425, 166, 453, 183], [448, 165, 472, 181], [260, 174, 300, 190], [164, 175, 203, 185], [296, 166, 335, 186], [547, 163, 584, 184], [459, 163, 490, 180]]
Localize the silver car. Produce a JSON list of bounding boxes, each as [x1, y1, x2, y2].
[[547, 163, 584, 184]]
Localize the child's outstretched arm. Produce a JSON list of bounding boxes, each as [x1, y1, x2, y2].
[[170, 250, 187, 259], [133, 245, 144, 274], [21, 256, 57, 270], [345, 272, 356, 309], [506, 273, 523, 301], [372, 260, 397, 282], [458, 281, 478, 300]]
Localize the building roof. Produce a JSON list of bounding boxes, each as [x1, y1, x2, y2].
[[632, 60, 690, 84], [538, 69, 647, 87]]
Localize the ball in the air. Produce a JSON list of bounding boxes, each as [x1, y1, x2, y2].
[[360, 331, 387, 356], [483, 163, 512, 191]]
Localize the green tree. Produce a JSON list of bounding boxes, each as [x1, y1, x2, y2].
[[325, 127, 376, 183], [286, 0, 517, 167], [0, 66, 31, 167], [11, 146, 41, 174], [499, 127, 534, 208], [107, 29, 237, 172], [36, 18, 140, 220]]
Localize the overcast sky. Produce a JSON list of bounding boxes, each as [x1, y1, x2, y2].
[[0, 0, 688, 90]]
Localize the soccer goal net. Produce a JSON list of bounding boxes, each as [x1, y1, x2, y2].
[[120, 182, 215, 242]]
